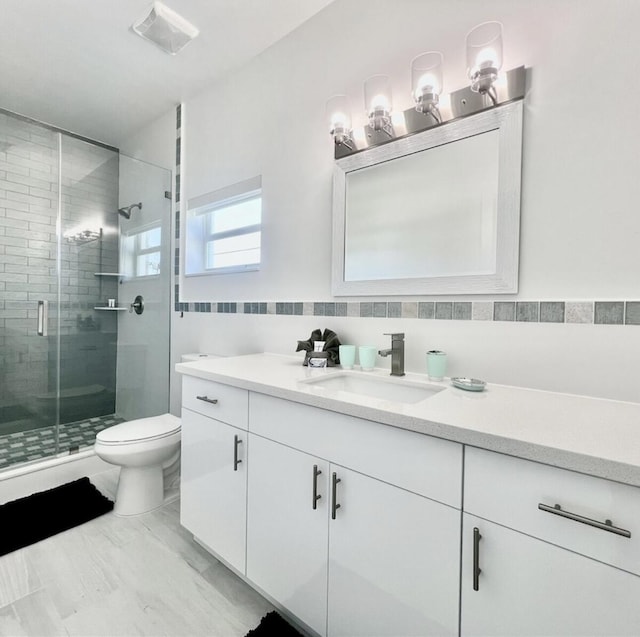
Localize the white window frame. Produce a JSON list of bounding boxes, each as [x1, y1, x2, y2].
[[121, 222, 162, 279], [185, 176, 262, 277]]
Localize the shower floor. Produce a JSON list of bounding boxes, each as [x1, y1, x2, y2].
[[0, 414, 126, 470]]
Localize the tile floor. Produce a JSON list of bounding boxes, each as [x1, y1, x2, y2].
[[0, 487, 273, 636], [0, 414, 126, 469]]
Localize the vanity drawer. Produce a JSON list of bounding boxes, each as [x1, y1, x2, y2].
[[249, 392, 462, 508], [182, 376, 248, 429], [464, 446, 640, 576]]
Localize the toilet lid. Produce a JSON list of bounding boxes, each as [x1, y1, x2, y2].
[[96, 413, 181, 444]]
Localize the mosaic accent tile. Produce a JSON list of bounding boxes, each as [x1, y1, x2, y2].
[[302, 302, 314, 316], [472, 302, 493, 321], [516, 302, 539, 322], [324, 302, 336, 317], [435, 302, 453, 320], [453, 302, 472, 320], [336, 303, 347, 317], [402, 302, 418, 319], [566, 302, 593, 324], [267, 302, 276, 315], [0, 414, 126, 471], [594, 301, 624, 325], [494, 302, 515, 321], [418, 302, 435, 319], [625, 302, 640, 325]]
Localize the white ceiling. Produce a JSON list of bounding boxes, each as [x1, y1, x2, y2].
[[0, 0, 335, 148]]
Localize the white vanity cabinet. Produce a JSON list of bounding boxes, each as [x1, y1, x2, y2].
[[247, 434, 330, 635], [461, 447, 640, 636], [180, 376, 249, 574], [247, 393, 462, 637]]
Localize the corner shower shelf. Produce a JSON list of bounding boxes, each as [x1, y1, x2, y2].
[[94, 306, 128, 311], [94, 272, 125, 277]]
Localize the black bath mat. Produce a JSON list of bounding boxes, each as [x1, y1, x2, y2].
[[0, 477, 113, 556], [245, 611, 304, 637]]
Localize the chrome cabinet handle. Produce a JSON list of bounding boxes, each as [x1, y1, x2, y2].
[[312, 465, 322, 510], [538, 503, 631, 538], [196, 395, 218, 405], [331, 472, 341, 520], [473, 527, 482, 591], [233, 435, 242, 471], [37, 300, 48, 336]]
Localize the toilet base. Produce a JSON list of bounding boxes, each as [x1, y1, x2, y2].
[[113, 464, 164, 516]]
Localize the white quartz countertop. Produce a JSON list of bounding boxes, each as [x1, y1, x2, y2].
[[176, 353, 640, 488]]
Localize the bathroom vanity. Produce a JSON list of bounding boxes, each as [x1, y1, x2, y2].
[[176, 353, 640, 637]]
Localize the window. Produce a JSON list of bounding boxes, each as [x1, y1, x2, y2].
[[186, 176, 262, 276], [122, 225, 162, 278]]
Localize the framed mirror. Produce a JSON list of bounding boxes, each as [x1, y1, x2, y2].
[[331, 100, 523, 296]]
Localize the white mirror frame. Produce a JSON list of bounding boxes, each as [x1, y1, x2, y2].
[[331, 99, 523, 296]]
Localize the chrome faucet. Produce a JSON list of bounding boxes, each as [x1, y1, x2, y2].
[[378, 333, 405, 377]]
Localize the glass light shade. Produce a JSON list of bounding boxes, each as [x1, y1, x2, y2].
[[411, 51, 443, 101], [325, 95, 351, 134], [466, 21, 503, 89], [364, 75, 392, 117]]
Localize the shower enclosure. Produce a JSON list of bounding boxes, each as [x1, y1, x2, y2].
[[0, 109, 171, 470]]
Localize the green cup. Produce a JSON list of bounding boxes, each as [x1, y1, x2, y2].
[[358, 346, 378, 371], [339, 345, 356, 369], [426, 350, 447, 381]]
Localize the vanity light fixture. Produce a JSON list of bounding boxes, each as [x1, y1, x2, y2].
[[326, 95, 354, 150], [326, 21, 523, 159], [466, 21, 503, 104], [364, 75, 394, 137], [411, 51, 444, 123]]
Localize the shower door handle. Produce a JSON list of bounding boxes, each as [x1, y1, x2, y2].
[[37, 300, 49, 336]]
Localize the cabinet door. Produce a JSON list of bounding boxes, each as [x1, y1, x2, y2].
[[461, 514, 640, 636], [327, 467, 460, 637], [246, 434, 329, 637], [180, 407, 247, 573]]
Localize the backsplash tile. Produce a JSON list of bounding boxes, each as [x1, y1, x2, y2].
[[373, 302, 387, 318], [418, 302, 435, 319], [566, 302, 593, 324], [625, 302, 640, 325], [540, 301, 565, 323], [388, 302, 402, 318], [435, 302, 453, 320], [494, 302, 515, 321], [453, 302, 472, 320], [594, 301, 624, 325], [516, 302, 539, 322], [472, 302, 493, 321]]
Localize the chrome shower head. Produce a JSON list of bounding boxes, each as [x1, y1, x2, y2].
[[118, 202, 142, 219]]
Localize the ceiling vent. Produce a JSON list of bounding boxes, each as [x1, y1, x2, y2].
[[132, 2, 199, 55]]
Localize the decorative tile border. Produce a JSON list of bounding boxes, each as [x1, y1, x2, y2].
[[172, 298, 640, 326], [172, 107, 639, 328]]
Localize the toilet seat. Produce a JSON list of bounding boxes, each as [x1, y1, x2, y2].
[[96, 413, 181, 446]]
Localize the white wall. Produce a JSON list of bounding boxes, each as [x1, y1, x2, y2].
[[126, 0, 640, 411]]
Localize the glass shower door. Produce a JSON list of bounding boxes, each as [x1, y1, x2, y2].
[[116, 155, 172, 421], [56, 136, 120, 452], [0, 113, 61, 467]]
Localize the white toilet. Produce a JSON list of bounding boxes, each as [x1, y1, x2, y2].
[[94, 413, 181, 517]]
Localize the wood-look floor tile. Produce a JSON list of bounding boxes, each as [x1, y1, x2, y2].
[[6, 588, 65, 636], [0, 549, 42, 608]]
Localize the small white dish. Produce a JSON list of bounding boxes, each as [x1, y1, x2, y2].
[[451, 377, 486, 392]]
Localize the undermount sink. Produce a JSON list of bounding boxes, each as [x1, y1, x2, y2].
[[300, 372, 444, 404]]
